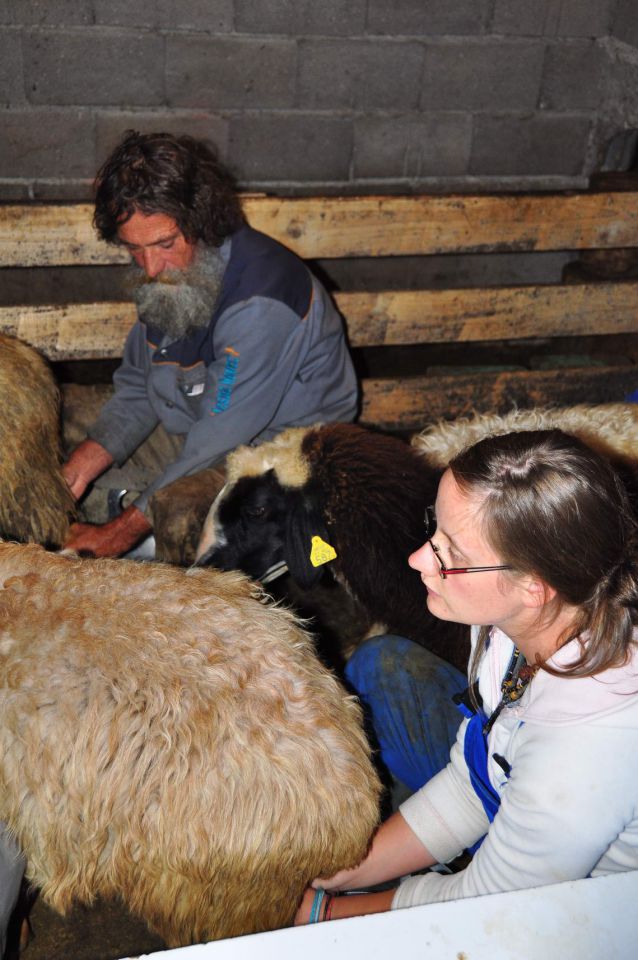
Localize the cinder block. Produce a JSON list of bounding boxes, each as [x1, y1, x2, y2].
[[597, 54, 638, 159], [89, 1, 235, 30], [23, 30, 165, 106], [366, 0, 489, 36], [166, 36, 296, 109], [540, 41, 607, 111], [612, 0, 638, 47], [92, 1, 161, 28], [491, 0, 615, 38], [421, 39, 545, 112], [0, 108, 96, 178], [0, 28, 24, 104], [228, 113, 353, 183], [235, 0, 366, 36], [297, 39, 423, 110], [470, 113, 592, 177], [158, 0, 233, 32], [96, 112, 230, 166], [5, 1, 93, 26], [353, 113, 471, 179], [30, 179, 94, 200]]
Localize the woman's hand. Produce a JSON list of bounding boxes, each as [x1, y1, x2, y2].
[[311, 864, 368, 892], [311, 811, 436, 893], [294, 813, 436, 926]]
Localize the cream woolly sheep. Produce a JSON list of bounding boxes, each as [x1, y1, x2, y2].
[[0, 543, 380, 947], [0, 334, 75, 545], [413, 403, 638, 475]]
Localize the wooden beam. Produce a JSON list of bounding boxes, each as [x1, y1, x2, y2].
[[58, 367, 638, 437], [0, 303, 134, 360], [3, 281, 638, 359], [359, 366, 638, 430], [243, 193, 638, 258], [0, 205, 126, 268], [341, 281, 638, 346], [3, 192, 638, 266]]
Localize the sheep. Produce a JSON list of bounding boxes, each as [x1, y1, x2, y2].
[[0, 542, 381, 947], [195, 422, 470, 673], [412, 402, 638, 472], [413, 403, 638, 513], [0, 334, 75, 546]]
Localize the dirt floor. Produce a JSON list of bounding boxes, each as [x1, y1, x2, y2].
[[24, 897, 165, 960]]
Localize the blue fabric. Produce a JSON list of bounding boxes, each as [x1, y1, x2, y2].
[[455, 701, 501, 822], [345, 635, 467, 792], [627, 388, 638, 403]]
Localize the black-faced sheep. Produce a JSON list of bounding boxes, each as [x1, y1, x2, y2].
[[0, 542, 380, 947], [0, 334, 75, 546], [195, 423, 470, 673]]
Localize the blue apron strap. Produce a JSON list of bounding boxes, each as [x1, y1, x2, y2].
[[454, 693, 501, 823]]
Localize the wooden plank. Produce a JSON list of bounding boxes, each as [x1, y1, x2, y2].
[[3, 192, 638, 266], [59, 368, 638, 437], [3, 281, 638, 359], [359, 366, 638, 431], [0, 205, 126, 267], [243, 193, 638, 258], [340, 281, 638, 346], [0, 302, 134, 360]]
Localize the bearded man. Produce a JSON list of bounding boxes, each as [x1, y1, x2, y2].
[[62, 131, 358, 560]]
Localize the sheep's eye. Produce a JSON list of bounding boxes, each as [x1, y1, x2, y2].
[[243, 505, 267, 521]]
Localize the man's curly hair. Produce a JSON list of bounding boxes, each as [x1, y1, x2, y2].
[[94, 131, 244, 247]]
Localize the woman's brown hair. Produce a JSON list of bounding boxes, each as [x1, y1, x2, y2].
[[449, 429, 638, 683]]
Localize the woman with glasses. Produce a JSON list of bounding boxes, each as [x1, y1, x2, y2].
[[296, 428, 638, 924]]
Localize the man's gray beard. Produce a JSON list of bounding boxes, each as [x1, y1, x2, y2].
[[127, 246, 226, 341]]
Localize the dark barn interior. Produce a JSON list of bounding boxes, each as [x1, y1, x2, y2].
[[1, 2, 638, 957]]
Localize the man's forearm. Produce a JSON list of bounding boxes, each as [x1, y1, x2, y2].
[[62, 439, 114, 501]]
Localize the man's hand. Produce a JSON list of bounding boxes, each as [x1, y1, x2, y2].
[[62, 439, 114, 501], [62, 505, 152, 558]]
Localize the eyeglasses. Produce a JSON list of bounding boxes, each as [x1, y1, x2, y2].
[[424, 505, 513, 580]]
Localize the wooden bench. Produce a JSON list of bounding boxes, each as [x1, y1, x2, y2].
[[2, 191, 638, 431]]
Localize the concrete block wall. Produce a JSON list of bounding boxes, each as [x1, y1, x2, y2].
[[0, 0, 637, 198]]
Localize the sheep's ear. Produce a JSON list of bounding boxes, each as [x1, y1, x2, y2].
[[284, 494, 333, 590]]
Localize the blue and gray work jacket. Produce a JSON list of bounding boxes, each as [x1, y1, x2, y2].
[[88, 224, 358, 513]]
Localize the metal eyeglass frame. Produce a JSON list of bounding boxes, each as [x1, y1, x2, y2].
[[424, 505, 513, 580]]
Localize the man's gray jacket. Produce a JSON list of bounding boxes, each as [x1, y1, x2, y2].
[[88, 224, 358, 513]]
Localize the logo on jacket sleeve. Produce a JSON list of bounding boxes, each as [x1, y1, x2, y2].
[[211, 347, 240, 414]]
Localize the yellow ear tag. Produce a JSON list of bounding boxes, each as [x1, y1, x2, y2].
[[310, 535, 337, 568]]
